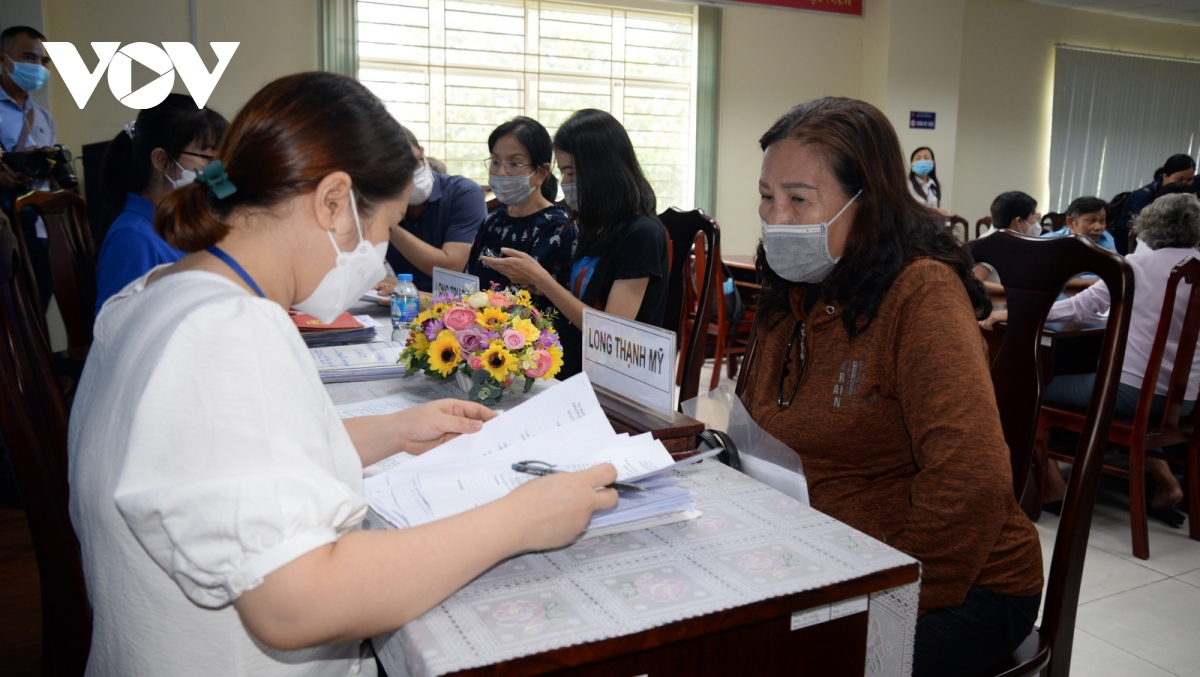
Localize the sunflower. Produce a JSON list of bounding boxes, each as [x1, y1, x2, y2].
[[408, 329, 430, 352], [430, 302, 449, 318], [476, 306, 509, 330], [426, 330, 462, 377], [516, 289, 533, 306], [546, 343, 565, 379], [481, 340, 518, 382]]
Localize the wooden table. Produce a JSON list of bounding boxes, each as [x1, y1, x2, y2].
[[723, 253, 755, 272]]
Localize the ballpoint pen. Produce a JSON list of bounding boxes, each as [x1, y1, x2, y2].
[[511, 461, 647, 492]]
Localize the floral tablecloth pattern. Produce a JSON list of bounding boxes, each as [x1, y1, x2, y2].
[[367, 462, 919, 677]]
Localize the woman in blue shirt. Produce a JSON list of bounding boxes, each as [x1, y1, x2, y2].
[[95, 93, 228, 313], [468, 117, 574, 295]]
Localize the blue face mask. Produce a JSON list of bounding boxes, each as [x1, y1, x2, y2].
[[912, 160, 934, 177], [6, 61, 49, 92]]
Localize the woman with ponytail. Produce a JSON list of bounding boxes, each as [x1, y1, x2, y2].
[[69, 72, 617, 676], [94, 93, 227, 313], [466, 116, 574, 295]]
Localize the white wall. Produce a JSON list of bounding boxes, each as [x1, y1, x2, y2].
[[713, 4, 863, 255]]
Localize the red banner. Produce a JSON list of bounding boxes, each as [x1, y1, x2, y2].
[[726, 0, 862, 16]]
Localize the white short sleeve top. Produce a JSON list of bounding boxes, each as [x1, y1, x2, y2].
[[69, 270, 373, 677]]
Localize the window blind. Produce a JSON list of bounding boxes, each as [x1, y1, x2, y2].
[[1049, 46, 1200, 211], [358, 0, 698, 211]]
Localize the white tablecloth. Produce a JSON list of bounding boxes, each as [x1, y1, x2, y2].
[[363, 463, 920, 677]]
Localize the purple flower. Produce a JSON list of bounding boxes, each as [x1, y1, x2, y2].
[[536, 330, 557, 349], [422, 319, 445, 341], [455, 325, 489, 353], [483, 330, 501, 343]]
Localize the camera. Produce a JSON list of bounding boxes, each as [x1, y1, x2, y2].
[[2, 144, 78, 189]]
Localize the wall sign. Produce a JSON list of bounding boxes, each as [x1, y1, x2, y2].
[[909, 111, 936, 130], [431, 266, 479, 300], [582, 309, 676, 417], [725, 0, 861, 16]]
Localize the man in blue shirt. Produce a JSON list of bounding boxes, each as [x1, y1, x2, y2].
[[1040, 196, 1115, 290], [0, 25, 56, 308], [384, 127, 487, 292]]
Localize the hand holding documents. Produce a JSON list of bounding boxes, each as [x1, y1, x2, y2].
[[362, 373, 702, 540]]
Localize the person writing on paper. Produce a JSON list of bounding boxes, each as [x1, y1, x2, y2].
[[95, 93, 228, 313], [377, 126, 487, 293], [481, 109, 669, 378], [68, 72, 618, 677], [738, 98, 1042, 677], [466, 116, 575, 297]]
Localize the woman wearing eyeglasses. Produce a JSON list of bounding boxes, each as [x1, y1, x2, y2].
[[738, 98, 1043, 677], [95, 93, 227, 314], [466, 117, 575, 295]]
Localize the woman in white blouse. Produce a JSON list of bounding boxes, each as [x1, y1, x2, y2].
[[907, 146, 948, 215], [981, 193, 1200, 525], [68, 72, 618, 676]]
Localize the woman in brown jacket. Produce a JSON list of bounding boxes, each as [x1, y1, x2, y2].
[[740, 97, 1043, 677]]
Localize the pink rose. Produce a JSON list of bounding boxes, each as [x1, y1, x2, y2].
[[442, 306, 477, 331], [524, 349, 552, 378], [502, 329, 526, 350], [490, 293, 508, 307], [469, 355, 484, 370]]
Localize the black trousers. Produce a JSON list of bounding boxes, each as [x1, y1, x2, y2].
[[913, 585, 1041, 677]]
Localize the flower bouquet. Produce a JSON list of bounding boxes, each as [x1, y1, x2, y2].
[[398, 287, 564, 405]]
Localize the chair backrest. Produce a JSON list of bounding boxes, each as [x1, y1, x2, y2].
[[1134, 256, 1200, 433], [659, 207, 719, 406], [946, 214, 968, 241], [975, 216, 992, 239], [13, 190, 96, 355], [971, 229, 1134, 677], [0, 217, 92, 676], [1041, 212, 1066, 232]]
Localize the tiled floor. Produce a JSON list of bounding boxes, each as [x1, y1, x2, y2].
[[1035, 490, 1200, 677]]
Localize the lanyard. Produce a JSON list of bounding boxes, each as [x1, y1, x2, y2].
[[205, 245, 266, 298]]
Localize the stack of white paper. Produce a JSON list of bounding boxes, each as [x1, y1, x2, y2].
[[360, 373, 700, 539], [311, 341, 406, 383]]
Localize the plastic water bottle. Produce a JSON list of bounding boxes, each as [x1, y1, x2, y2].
[[391, 274, 419, 341]]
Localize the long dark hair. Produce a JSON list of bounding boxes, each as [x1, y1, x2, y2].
[[100, 93, 227, 232], [488, 116, 558, 202], [756, 98, 989, 337], [1156, 153, 1196, 184], [157, 72, 416, 252], [907, 146, 940, 202], [553, 109, 656, 256]]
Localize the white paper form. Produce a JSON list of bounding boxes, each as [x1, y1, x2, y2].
[[311, 341, 403, 369], [335, 392, 426, 419], [397, 373, 611, 472]]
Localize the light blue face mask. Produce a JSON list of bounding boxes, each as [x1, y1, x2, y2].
[[912, 160, 934, 177], [6, 61, 49, 92]]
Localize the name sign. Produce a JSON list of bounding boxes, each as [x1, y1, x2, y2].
[[432, 267, 479, 300], [725, 0, 861, 16], [909, 111, 936, 129], [582, 308, 676, 417]]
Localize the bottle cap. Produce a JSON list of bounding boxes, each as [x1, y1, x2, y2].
[[398, 274, 413, 281]]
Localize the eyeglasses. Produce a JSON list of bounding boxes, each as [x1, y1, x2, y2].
[[179, 151, 215, 162], [484, 159, 535, 175], [777, 318, 807, 408]]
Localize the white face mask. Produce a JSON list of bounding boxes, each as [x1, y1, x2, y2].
[[164, 159, 196, 190], [562, 181, 579, 210], [490, 172, 537, 206], [293, 191, 388, 324], [760, 191, 861, 284], [408, 161, 434, 205], [1024, 218, 1042, 237]]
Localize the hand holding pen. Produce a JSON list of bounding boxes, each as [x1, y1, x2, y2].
[[512, 460, 646, 492]]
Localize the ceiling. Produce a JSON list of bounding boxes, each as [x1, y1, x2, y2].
[[1024, 0, 1200, 27]]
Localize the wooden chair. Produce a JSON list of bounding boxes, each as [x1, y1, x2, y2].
[[1036, 257, 1200, 560], [13, 190, 96, 361], [970, 229, 1134, 677], [947, 214, 968, 241], [1041, 212, 1066, 233], [0, 218, 92, 676], [659, 207, 719, 406], [711, 276, 759, 388], [975, 216, 992, 239]]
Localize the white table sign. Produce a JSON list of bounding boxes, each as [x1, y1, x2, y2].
[[431, 267, 479, 300], [582, 308, 676, 417]]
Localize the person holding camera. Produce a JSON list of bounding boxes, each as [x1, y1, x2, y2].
[[95, 94, 228, 314], [0, 25, 57, 308]]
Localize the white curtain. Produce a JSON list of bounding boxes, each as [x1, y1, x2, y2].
[[1049, 46, 1200, 212]]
